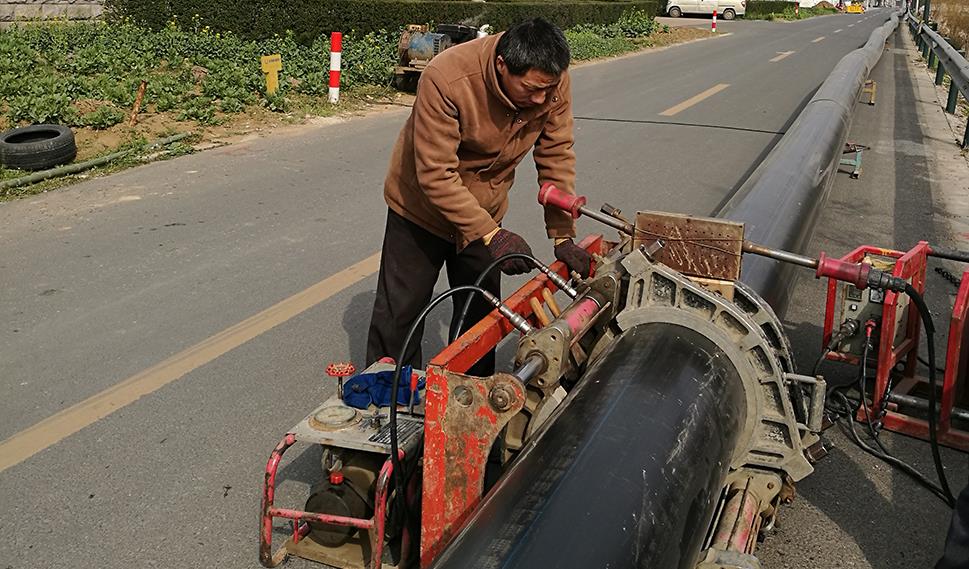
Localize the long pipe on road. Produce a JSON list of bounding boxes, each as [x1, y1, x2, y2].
[[715, 12, 900, 317], [428, 13, 901, 569]]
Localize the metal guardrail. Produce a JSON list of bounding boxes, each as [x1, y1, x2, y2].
[[905, 11, 969, 147]]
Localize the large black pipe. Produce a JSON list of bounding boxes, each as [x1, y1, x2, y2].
[[715, 12, 899, 317], [429, 324, 746, 569]]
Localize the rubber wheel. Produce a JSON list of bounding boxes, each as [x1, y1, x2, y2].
[[0, 124, 77, 171], [722, 8, 736, 20], [668, 6, 682, 17]]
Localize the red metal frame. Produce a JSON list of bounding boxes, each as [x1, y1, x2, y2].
[[418, 234, 605, 566], [260, 432, 400, 568], [821, 242, 969, 451]]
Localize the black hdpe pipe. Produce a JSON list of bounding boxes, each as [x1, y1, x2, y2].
[[714, 12, 900, 316], [428, 324, 746, 569], [427, 14, 901, 569]]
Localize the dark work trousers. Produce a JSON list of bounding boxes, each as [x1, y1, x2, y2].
[[937, 481, 969, 569], [366, 209, 500, 377]]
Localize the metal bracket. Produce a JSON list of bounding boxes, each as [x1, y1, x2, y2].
[[420, 369, 526, 566]]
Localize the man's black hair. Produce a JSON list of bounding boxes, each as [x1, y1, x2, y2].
[[495, 18, 570, 76]]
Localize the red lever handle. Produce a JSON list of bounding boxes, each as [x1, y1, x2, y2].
[[538, 183, 587, 219], [815, 252, 871, 289]]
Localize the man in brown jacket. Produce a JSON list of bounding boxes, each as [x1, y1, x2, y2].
[[367, 18, 591, 375]]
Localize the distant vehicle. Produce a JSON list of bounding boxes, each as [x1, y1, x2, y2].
[[666, 0, 746, 19]]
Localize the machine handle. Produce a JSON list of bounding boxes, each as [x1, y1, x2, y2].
[[815, 252, 871, 289], [538, 183, 586, 219]]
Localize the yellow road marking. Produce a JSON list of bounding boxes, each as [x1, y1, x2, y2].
[[659, 83, 731, 116], [812, 36, 826, 43], [0, 252, 382, 473], [770, 51, 796, 62]]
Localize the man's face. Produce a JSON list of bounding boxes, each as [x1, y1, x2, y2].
[[495, 56, 562, 109]]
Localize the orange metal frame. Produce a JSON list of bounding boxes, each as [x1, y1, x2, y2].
[[418, 234, 605, 567], [822, 241, 969, 450]]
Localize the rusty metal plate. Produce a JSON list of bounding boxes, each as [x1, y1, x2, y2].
[[634, 211, 744, 281]]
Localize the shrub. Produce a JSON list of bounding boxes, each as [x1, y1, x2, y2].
[[104, 0, 665, 41], [745, 0, 798, 18]]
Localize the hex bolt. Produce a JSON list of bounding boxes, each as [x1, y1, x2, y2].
[[489, 386, 513, 412], [453, 386, 473, 407]]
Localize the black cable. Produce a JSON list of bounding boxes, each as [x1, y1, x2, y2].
[[904, 282, 956, 506], [387, 285, 495, 521], [449, 253, 547, 344], [918, 354, 946, 373]]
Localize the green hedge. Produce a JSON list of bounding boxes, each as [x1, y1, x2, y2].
[[105, 0, 664, 42], [745, 0, 798, 17]]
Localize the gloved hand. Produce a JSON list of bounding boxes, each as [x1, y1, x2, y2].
[[485, 228, 534, 275], [554, 238, 592, 278]]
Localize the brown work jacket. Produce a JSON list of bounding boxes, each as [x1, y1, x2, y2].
[[384, 33, 577, 250]]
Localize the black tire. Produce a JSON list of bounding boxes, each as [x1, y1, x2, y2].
[[722, 8, 736, 19], [0, 124, 77, 171], [668, 6, 682, 17]]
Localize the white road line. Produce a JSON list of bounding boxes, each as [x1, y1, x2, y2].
[[812, 36, 826, 43], [834, 28, 843, 33], [770, 51, 796, 63], [659, 83, 731, 116], [848, 23, 855, 27]]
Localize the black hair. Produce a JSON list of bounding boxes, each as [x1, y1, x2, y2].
[[495, 18, 570, 76]]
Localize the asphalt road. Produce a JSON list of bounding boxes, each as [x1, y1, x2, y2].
[[1, 9, 943, 569]]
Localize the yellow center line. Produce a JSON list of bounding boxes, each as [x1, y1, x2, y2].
[[812, 36, 826, 43], [659, 83, 731, 117], [770, 51, 796, 63], [0, 252, 382, 473]]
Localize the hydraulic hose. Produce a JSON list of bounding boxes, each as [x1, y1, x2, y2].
[[904, 283, 955, 506], [449, 253, 573, 345]]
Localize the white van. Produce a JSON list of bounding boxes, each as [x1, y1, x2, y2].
[[666, 0, 747, 19]]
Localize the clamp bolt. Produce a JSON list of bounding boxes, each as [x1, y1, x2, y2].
[[489, 386, 513, 412]]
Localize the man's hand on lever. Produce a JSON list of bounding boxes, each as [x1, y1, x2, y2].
[[554, 238, 592, 279]]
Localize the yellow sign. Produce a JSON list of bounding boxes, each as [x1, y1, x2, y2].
[[846, 4, 864, 13], [261, 54, 283, 95]]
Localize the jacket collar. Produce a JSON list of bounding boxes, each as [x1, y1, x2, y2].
[[481, 33, 518, 112]]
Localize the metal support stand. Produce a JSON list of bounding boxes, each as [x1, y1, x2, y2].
[[840, 143, 868, 179], [862, 80, 877, 105]]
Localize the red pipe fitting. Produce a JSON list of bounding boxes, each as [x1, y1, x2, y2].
[[815, 252, 871, 289], [538, 183, 586, 219]]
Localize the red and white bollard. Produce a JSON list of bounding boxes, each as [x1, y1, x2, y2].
[[712, 10, 717, 32], [795, 2, 800, 16], [328, 32, 342, 104]]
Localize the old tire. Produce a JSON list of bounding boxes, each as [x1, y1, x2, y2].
[[0, 124, 77, 171], [668, 5, 682, 17], [722, 8, 736, 19]]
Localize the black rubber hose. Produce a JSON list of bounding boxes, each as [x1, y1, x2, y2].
[[929, 246, 969, 264], [904, 283, 955, 507], [388, 285, 496, 520], [448, 253, 547, 344]]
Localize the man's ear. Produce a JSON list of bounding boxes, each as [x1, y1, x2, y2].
[[495, 55, 506, 76]]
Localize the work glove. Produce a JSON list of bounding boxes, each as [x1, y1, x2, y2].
[[554, 238, 592, 279], [485, 228, 534, 275]]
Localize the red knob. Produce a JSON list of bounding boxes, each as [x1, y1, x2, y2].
[[538, 183, 586, 219], [329, 471, 344, 485]]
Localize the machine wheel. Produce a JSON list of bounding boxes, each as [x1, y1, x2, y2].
[[722, 8, 736, 20], [668, 5, 682, 17]]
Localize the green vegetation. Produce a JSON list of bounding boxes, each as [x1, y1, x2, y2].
[[105, 0, 664, 41], [745, 1, 838, 20], [0, 17, 396, 129], [566, 9, 670, 60]]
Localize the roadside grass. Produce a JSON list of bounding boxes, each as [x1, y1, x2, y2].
[[747, 6, 839, 21], [931, 0, 968, 50], [0, 9, 685, 198]]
